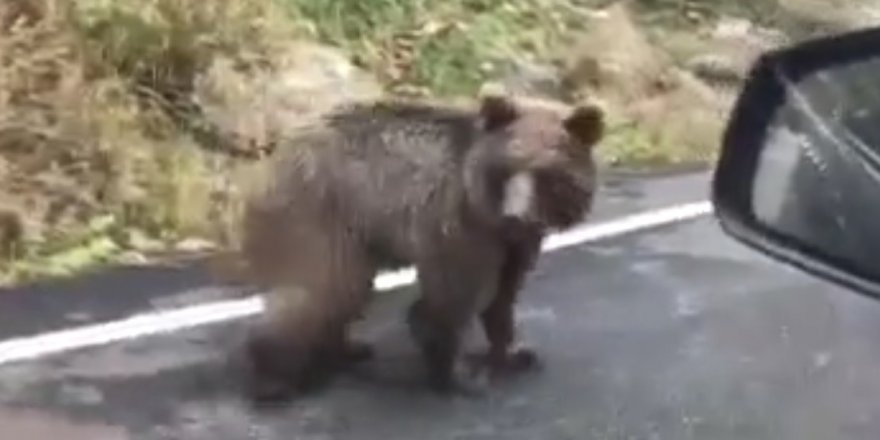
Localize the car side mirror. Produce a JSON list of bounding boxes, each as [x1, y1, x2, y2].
[[712, 26, 880, 300]]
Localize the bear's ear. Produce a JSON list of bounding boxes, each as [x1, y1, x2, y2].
[[564, 103, 605, 147], [478, 82, 519, 131]]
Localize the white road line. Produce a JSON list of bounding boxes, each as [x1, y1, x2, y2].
[[0, 201, 712, 366]]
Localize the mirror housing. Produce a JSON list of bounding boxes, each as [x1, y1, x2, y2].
[[713, 26, 880, 300]]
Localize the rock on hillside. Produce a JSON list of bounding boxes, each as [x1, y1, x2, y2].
[[193, 42, 382, 158], [559, 2, 744, 168]]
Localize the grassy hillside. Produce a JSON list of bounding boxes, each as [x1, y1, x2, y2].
[[0, 0, 599, 285], [0, 0, 855, 285]]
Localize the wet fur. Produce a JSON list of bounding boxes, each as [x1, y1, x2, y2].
[[236, 92, 604, 400]]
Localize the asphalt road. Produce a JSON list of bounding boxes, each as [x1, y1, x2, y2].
[[3, 171, 880, 440]]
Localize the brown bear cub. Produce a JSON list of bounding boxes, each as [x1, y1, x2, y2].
[[236, 85, 604, 401]]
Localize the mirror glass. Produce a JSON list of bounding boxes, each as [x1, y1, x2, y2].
[[750, 55, 880, 281]]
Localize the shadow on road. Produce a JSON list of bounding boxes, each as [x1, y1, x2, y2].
[[0, 257, 248, 339]]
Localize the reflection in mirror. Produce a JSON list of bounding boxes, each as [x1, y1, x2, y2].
[[751, 56, 880, 281]]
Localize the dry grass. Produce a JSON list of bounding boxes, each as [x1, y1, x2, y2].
[[0, 0, 294, 283]]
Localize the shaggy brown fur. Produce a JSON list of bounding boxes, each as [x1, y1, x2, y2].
[[235, 87, 604, 401]]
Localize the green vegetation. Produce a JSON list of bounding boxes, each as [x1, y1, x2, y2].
[[0, 0, 291, 283], [283, 0, 581, 96]]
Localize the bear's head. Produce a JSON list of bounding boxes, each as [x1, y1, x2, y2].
[[465, 84, 605, 231]]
